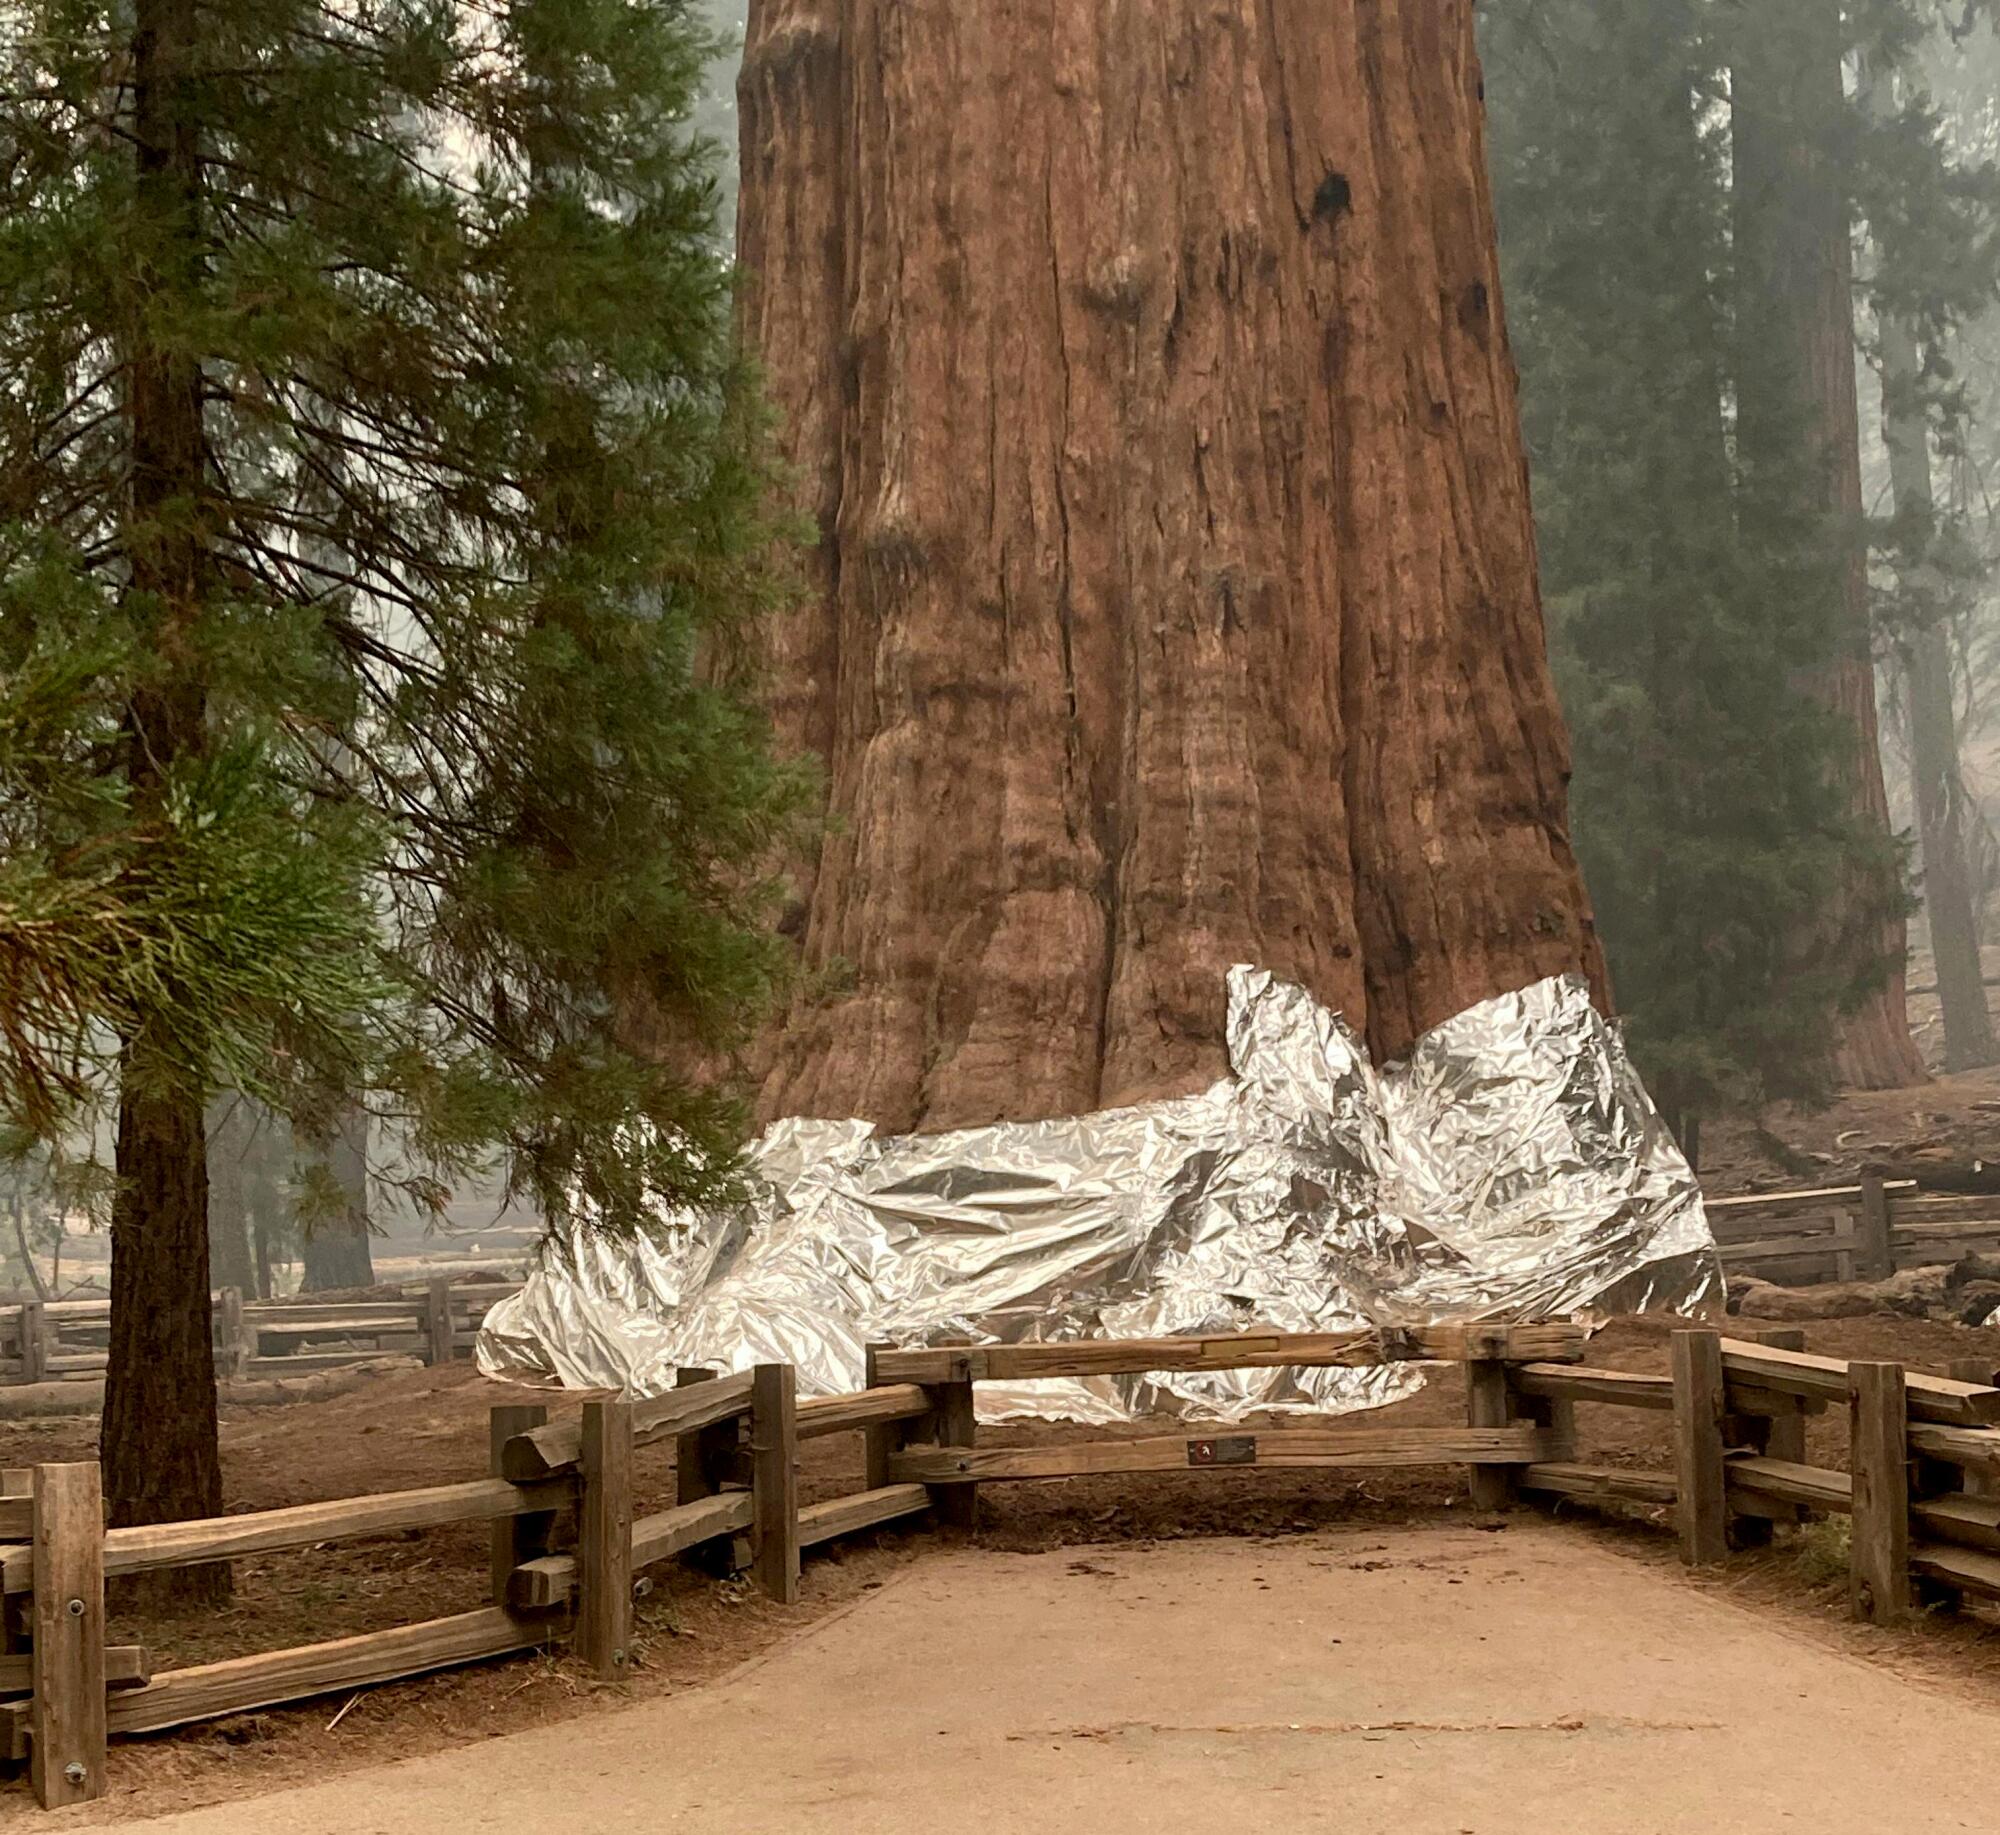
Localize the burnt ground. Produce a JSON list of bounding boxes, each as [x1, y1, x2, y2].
[[8, 1312, 2000, 1821], [1702, 1049, 2000, 1196]]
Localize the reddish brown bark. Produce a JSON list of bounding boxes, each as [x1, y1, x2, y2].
[[1730, 0, 1924, 1092], [739, 0, 1607, 1132]]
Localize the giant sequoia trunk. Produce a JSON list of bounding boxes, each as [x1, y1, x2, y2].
[[739, 0, 1607, 1131], [1731, 1, 1925, 1091]]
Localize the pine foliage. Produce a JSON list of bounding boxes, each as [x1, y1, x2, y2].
[[0, 0, 811, 1224]]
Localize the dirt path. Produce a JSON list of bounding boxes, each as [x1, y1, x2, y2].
[[69, 1521, 2000, 1834]]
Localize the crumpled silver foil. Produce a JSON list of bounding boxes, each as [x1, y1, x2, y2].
[[477, 969, 1719, 1421]]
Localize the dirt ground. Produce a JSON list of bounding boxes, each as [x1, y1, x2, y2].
[[8, 1311, 2000, 1821], [1702, 1052, 2000, 1195], [63, 1527, 2000, 1835]]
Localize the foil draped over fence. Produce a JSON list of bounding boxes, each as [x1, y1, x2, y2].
[[476, 969, 1719, 1421]]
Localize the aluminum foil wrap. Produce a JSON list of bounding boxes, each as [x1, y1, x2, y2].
[[477, 969, 1719, 1420]]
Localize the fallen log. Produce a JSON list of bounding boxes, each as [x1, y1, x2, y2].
[[1863, 1158, 2000, 1195], [1729, 1269, 1946, 1321]]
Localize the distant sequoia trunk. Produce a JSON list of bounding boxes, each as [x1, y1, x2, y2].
[[1730, 0, 1926, 1092], [737, 0, 1608, 1133]]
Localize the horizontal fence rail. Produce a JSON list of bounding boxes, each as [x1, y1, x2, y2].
[[1705, 1175, 2000, 1286], [0, 1279, 523, 1388], [869, 1322, 1586, 1386]]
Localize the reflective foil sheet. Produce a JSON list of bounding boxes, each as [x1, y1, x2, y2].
[[477, 970, 1719, 1420]]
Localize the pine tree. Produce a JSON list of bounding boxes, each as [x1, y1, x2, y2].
[[1482, 0, 1909, 1142], [0, 0, 808, 1594]]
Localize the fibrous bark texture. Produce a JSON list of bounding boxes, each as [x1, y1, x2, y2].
[[1731, 1, 1924, 1091], [739, 0, 1606, 1132]]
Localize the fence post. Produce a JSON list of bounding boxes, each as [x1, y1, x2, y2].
[[215, 1288, 245, 1380], [1747, 1327, 1808, 1464], [1849, 1360, 1910, 1626], [862, 1344, 895, 1490], [31, 1463, 105, 1808], [1670, 1329, 1728, 1565], [19, 1304, 46, 1388], [1465, 1357, 1517, 1510], [489, 1404, 552, 1604], [577, 1400, 634, 1678], [1728, 1326, 1806, 1544], [926, 1356, 979, 1531], [425, 1277, 455, 1367], [675, 1368, 750, 1575], [750, 1363, 799, 1605], [1949, 1358, 1998, 1500], [1858, 1175, 1894, 1281]]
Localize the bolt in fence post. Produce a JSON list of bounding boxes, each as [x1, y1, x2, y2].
[[19, 1304, 46, 1388], [751, 1363, 799, 1604], [489, 1404, 552, 1605], [1465, 1357, 1517, 1510], [577, 1400, 634, 1678], [1670, 1329, 1728, 1566], [1849, 1361, 1910, 1625], [31, 1463, 105, 1808], [425, 1277, 454, 1367]]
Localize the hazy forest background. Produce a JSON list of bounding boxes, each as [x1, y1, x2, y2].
[[8, 3, 2000, 1315]]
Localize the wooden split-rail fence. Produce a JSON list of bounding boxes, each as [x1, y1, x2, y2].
[[0, 1279, 521, 1387], [10, 1317, 2000, 1809], [1706, 1175, 2000, 1285], [5, 1321, 1579, 1808], [1509, 1325, 2000, 1627]]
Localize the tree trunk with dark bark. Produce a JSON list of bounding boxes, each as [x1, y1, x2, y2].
[[1730, 0, 1925, 1092], [106, 1030, 225, 1604], [102, 0, 228, 1602], [738, 0, 1607, 1133]]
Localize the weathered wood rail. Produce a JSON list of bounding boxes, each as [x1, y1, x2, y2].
[[0, 1278, 521, 1387], [1706, 1176, 2000, 1285]]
